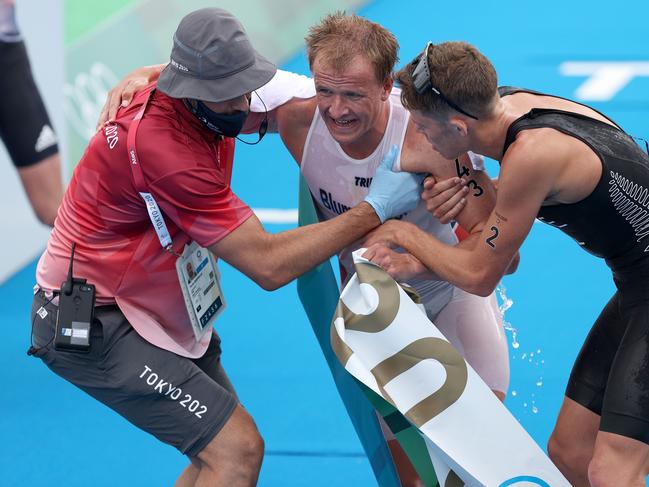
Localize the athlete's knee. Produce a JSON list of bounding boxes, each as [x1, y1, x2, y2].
[[202, 426, 264, 468], [587, 454, 643, 487], [588, 436, 649, 487], [232, 425, 264, 467], [587, 456, 617, 487], [547, 430, 590, 477], [546, 434, 563, 467]]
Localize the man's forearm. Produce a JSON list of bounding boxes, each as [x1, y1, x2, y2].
[[399, 227, 494, 296], [264, 202, 380, 289], [457, 231, 519, 275]]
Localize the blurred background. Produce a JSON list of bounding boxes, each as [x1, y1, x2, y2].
[[1, 0, 648, 485]]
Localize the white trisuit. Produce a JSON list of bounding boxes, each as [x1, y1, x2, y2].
[[299, 88, 510, 395]]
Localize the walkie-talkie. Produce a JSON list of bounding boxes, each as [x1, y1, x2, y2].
[[54, 242, 96, 352]]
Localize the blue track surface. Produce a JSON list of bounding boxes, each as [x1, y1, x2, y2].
[[2, 1, 649, 485]]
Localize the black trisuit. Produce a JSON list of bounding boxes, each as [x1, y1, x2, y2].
[[500, 86, 649, 444]]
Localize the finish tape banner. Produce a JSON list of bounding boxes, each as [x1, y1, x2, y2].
[[330, 251, 570, 486]]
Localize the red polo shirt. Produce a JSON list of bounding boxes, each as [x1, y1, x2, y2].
[[37, 84, 253, 357]]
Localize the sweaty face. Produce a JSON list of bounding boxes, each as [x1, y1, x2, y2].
[[410, 110, 464, 160], [312, 55, 391, 153]]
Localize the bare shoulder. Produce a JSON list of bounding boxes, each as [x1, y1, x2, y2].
[[498, 128, 568, 203], [503, 128, 570, 176], [276, 97, 318, 130], [504, 127, 601, 203], [276, 97, 318, 164], [400, 121, 451, 174]]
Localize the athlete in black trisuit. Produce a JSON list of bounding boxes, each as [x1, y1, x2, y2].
[[361, 41, 649, 487]]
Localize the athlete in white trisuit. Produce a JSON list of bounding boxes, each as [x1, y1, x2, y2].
[[297, 83, 511, 398], [97, 14, 512, 402]]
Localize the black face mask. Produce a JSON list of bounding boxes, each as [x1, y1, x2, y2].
[[191, 100, 249, 138]]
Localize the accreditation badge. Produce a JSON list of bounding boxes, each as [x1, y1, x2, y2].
[[175, 241, 226, 341]]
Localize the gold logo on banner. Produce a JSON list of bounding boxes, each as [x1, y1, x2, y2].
[[336, 262, 400, 332], [372, 337, 468, 427], [331, 262, 468, 427]]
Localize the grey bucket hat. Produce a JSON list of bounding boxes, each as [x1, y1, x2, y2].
[[157, 8, 277, 103]]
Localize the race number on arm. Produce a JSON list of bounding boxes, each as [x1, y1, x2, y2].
[[364, 133, 561, 296]]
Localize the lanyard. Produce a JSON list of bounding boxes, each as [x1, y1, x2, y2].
[[126, 89, 175, 254]]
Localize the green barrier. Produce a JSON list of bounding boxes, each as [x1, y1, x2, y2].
[[296, 175, 439, 487]]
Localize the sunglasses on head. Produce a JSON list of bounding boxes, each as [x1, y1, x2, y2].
[[411, 42, 479, 120]]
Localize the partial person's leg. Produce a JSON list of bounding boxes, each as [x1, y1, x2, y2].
[[433, 288, 510, 400], [548, 292, 623, 483], [588, 300, 649, 486], [0, 39, 63, 226], [18, 153, 64, 225]]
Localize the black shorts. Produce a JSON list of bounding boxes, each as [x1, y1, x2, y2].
[[0, 40, 58, 167], [31, 291, 238, 457], [566, 290, 649, 444]]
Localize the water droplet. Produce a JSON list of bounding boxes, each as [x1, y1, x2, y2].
[[521, 353, 527, 360], [523, 402, 528, 408], [536, 380, 543, 387], [498, 285, 519, 350], [512, 390, 517, 397], [536, 349, 541, 354], [532, 406, 538, 414], [497, 284, 514, 313], [541, 359, 545, 364], [530, 352, 535, 358]]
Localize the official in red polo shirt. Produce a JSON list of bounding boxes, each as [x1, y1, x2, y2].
[[29, 8, 424, 487]]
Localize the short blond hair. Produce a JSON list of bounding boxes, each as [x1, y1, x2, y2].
[[305, 12, 398, 84], [396, 41, 498, 119]]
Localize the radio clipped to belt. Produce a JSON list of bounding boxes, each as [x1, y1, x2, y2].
[[127, 89, 226, 341]]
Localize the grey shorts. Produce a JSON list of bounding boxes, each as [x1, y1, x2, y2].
[[31, 291, 238, 457]]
